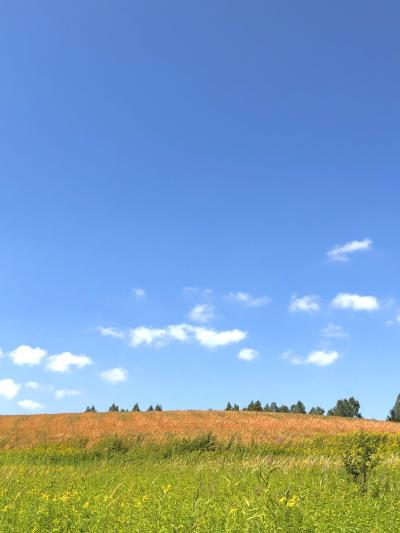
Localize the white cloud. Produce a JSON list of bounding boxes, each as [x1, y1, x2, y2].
[[97, 327, 125, 339], [238, 348, 259, 361], [129, 323, 246, 349], [130, 326, 173, 347], [0, 379, 21, 399], [284, 350, 339, 367], [226, 291, 271, 307], [331, 293, 380, 311], [18, 400, 44, 410], [327, 238, 373, 262], [25, 381, 40, 390], [321, 323, 348, 339], [54, 389, 81, 399], [194, 327, 246, 348], [188, 304, 215, 323], [305, 350, 339, 366], [46, 352, 92, 373], [289, 295, 320, 313], [133, 288, 146, 300], [101, 367, 128, 383], [9, 345, 47, 366], [0, 348, 3, 357]]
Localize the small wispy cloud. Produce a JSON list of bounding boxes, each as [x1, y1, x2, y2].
[[25, 381, 40, 390], [327, 238, 373, 262], [129, 324, 247, 349], [289, 295, 320, 313], [321, 323, 348, 339], [9, 345, 47, 366], [0, 379, 21, 399], [18, 400, 44, 410], [184, 287, 213, 300], [46, 352, 92, 373], [237, 348, 259, 361], [283, 350, 339, 367], [97, 326, 126, 339], [188, 304, 216, 324], [133, 288, 146, 300], [54, 389, 81, 399], [226, 291, 271, 307], [331, 293, 380, 311], [101, 367, 128, 383], [387, 314, 400, 326]]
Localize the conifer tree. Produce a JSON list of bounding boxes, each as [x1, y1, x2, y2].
[[278, 404, 289, 413], [132, 403, 140, 412], [387, 394, 400, 422], [155, 404, 162, 411], [290, 401, 306, 414], [327, 397, 361, 418], [253, 400, 263, 412], [309, 406, 325, 415], [225, 402, 233, 411], [269, 402, 278, 412]]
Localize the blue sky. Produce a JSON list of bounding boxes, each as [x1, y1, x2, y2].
[[1, 2, 400, 418]]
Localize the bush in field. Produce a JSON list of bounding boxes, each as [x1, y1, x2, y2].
[[328, 397, 362, 418], [108, 403, 119, 412], [387, 393, 400, 422], [92, 435, 130, 458], [84, 405, 96, 413], [342, 432, 382, 493], [309, 406, 325, 415], [175, 432, 218, 453]]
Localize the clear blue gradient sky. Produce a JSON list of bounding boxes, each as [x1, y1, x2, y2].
[[1, 2, 400, 418]]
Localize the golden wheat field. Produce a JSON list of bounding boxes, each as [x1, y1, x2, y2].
[[0, 410, 399, 448]]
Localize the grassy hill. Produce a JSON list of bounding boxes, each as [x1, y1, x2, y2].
[[0, 410, 399, 448]]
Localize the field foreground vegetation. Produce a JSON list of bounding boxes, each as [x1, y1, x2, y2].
[[1, 412, 400, 531]]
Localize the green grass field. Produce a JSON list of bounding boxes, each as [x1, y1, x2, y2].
[[1, 433, 400, 532]]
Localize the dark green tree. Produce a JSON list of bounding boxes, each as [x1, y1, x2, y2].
[[269, 402, 278, 413], [246, 401, 255, 411], [108, 403, 119, 412], [132, 403, 140, 412], [327, 397, 362, 418], [233, 403, 240, 411], [84, 405, 96, 413], [253, 400, 263, 412], [290, 401, 306, 414], [387, 394, 400, 422], [278, 404, 289, 413], [225, 402, 233, 411], [263, 403, 270, 412], [147, 405, 154, 412], [155, 404, 162, 411], [309, 406, 325, 415]]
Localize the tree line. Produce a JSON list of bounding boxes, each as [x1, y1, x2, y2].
[[84, 403, 162, 413], [225, 396, 362, 418], [82, 394, 400, 421]]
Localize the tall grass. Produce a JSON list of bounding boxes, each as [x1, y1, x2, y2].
[[0, 433, 400, 531]]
